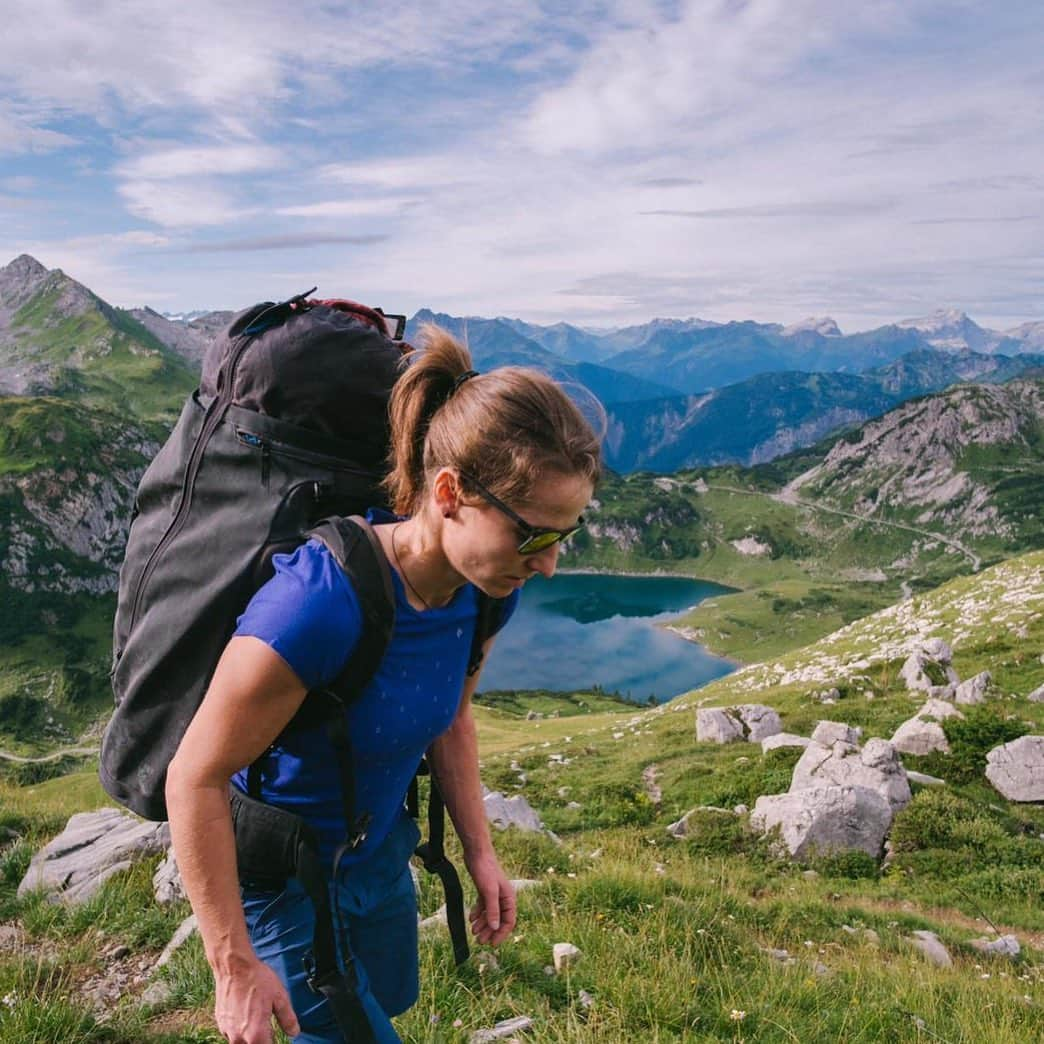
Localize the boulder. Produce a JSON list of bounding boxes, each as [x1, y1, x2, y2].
[[750, 785, 893, 859], [906, 770, 946, 787], [470, 1016, 535, 1043], [969, 934, 1020, 958], [735, 704, 783, 741], [18, 808, 170, 905], [762, 733, 811, 753], [954, 671, 991, 705], [1027, 683, 1044, 704], [696, 708, 744, 744], [810, 721, 861, 747], [921, 638, 954, 665], [791, 735, 911, 812], [667, 806, 736, 839], [985, 736, 1044, 802], [900, 649, 958, 693], [153, 914, 198, 971], [483, 791, 545, 832], [890, 700, 963, 756], [907, 930, 952, 968]]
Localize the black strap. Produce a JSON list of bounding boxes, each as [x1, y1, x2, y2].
[[467, 593, 505, 676], [414, 774, 470, 965]]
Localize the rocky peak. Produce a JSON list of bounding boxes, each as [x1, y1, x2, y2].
[[782, 316, 842, 337], [0, 253, 52, 310]]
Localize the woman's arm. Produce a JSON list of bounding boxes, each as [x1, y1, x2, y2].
[[165, 635, 307, 1044], [427, 636, 516, 946]]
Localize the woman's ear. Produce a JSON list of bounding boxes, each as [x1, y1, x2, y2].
[[432, 467, 463, 518]]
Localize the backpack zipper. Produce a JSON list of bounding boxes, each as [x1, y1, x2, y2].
[[126, 332, 258, 634]]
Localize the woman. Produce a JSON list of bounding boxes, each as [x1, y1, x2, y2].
[[165, 326, 601, 1044]]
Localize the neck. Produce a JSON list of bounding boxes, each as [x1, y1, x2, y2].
[[386, 516, 462, 610]]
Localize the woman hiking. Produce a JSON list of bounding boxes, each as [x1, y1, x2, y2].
[[165, 325, 601, 1044]]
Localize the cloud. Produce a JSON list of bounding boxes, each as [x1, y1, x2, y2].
[[0, 108, 78, 153], [117, 179, 246, 228], [640, 200, 897, 220], [177, 233, 390, 253], [276, 198, 421, 219], [117, 145, 284, 180]]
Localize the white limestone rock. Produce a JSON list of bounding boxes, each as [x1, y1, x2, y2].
[[153, 914, 198, 971], [734, 704, 783, 741], [18, 808, 170, 905], [985, 736, 1044, 802], [762, 733, 811, 753], [907, 930, 952, 968], [969, 934, 1020, 958], [696, 708, 744, 744], [552, 942, 582, 972], [810, 721, 862, 747], [954, 671, 991, 705], [153, 849, 186, 905], [750, 785, 893, 859], [470, 1015, 535, 1043], [1027, 682, 1044, 703], [890, 700, 963, 756], [484, 791, 545, 833], [791, 735, 911, 812]]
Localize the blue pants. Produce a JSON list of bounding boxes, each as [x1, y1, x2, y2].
[[242, 814, 421, 1043]]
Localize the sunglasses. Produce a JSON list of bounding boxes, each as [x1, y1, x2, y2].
[[460, 474, 585, 555]]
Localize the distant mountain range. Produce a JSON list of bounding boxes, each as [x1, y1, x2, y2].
[[2, 253, 1042, 476]]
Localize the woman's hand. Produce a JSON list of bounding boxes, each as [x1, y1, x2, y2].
[[213, 953, 301, 1044], [465, 850, 517, 946]]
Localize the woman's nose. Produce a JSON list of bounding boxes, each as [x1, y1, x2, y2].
[[527, 542, 561, 579]]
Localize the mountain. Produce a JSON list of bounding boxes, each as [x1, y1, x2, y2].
[[408, 309, 682, 403], [600, 348, 1044, 472], [895, 309, 1021, 354], [781, 316, 842, 337], [784, 378, 1044, 552], [0, 255, 196, 423]]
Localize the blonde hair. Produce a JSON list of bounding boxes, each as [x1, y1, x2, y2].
[[384, 324, 602, 516]]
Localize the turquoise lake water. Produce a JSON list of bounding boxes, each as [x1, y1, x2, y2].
[[478, 572, 737, 703]]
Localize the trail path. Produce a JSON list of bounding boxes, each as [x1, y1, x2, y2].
[[705, 483, 982, 571], [0, 746, 96, 764]]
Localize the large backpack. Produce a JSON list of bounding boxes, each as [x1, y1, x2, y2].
[[101, 290, 410, 819]]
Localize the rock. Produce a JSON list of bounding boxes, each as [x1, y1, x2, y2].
[[890, 701, 962, 756], [900, 649, 958, 693], [969, 934, 1020, 958], [1027, 683, 1044, 703], [484, 791, 544, 833], [641, 764, 662, 806], [751, 785, 893, 859], [525, 710, 541, 720], [153, 914, 198, 971], [420, 905, 448, 932], [985, 736, 1044, 801], [552, 942, 581, 972], [139, 980, 174, 1010], [667, 806, 735, 839], [17, 809, 170, 904], [470, 1015, 535, 1042], [734, 704, 783, 741], [762, 732, 811, 753], [761, 947, 794, 964], [510, 879, 542, 893], [810, 721, 861, 747], [152, 849, 185, 905], [791, 736, 911, 812], [475, 951, 500, 974], [566, 801, 582, 811], [578, 989, 595, 1010], [955, 671, 991, 705], [921, 638, 954, 665], [906, 770, 946, 787], [696, 708, 744, 744], [907, 930, 952, 968]]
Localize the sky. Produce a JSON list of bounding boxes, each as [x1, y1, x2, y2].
[[1, 0, 1042, 332]]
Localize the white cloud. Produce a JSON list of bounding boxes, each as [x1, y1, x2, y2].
[[117, 145, 284, 180], [117, 179, 246, 228], [276, 197, 421, 219]]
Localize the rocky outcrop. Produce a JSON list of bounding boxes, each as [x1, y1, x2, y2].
[[985, 736, 1044, 801], [751, 786, 893, 859], [483, 790, 545, 833], [18, 808, 170, 904], [954, 671, 991, 705]]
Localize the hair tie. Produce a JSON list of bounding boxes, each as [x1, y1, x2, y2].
[[453, 370, 479, 393]]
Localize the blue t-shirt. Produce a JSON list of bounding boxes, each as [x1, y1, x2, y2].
[[230, 513, 519, 867]]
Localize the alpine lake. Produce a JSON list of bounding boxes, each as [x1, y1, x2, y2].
[[478, 571, 737, 704]]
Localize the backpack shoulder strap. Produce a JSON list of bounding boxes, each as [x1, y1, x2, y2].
[[308, 514, 395, 701], [466, 592, 510, 677]]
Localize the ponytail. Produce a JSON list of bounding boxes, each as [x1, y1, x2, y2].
[[384, 324, 603, 517]]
